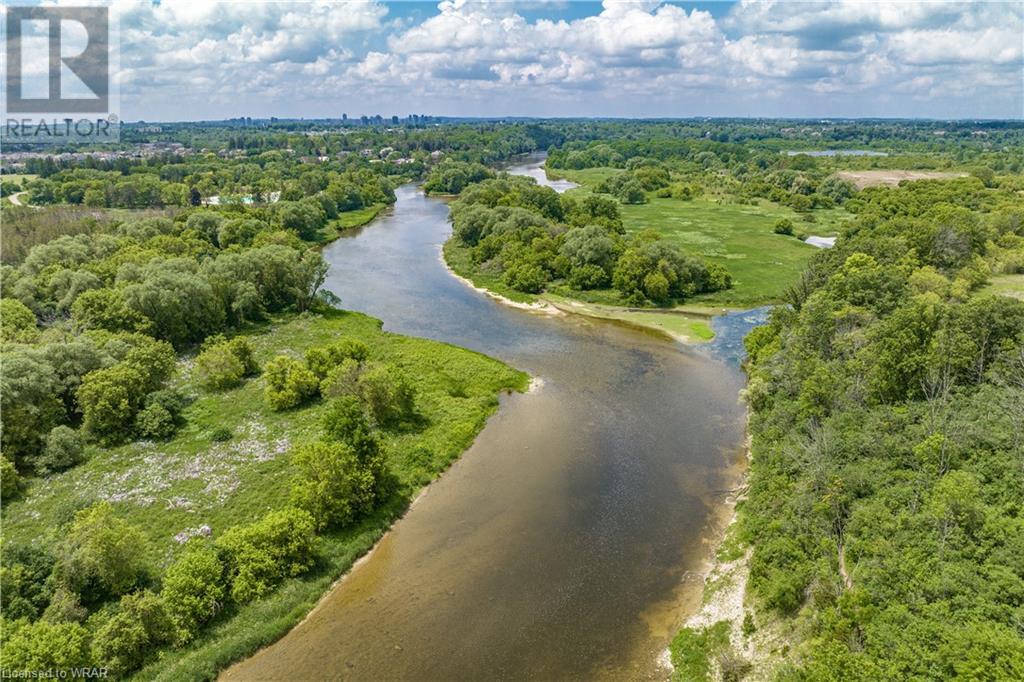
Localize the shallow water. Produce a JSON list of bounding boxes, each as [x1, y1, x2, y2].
[[504, 153, 580, 192], [225, 163, 751, 681]]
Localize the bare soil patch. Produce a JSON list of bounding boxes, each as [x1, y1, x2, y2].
[[838, 170, 967, 189]]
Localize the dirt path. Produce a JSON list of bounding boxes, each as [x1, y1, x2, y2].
[[8, 191, 28, 206]]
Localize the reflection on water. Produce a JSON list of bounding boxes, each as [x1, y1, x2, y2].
[[504, 153, 579, 193], [226, 173, 750, 680]]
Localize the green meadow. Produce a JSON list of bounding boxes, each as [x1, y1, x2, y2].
[[4, 307, 527, 680], [553, 167, 851, 307]]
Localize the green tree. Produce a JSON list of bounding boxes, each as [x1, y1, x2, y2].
[[215, 508, 316, 603], [77, 364, 148, 443], [90, 590, 172, 675], [0, 298, 39, 342], [263, 356, 320, 410], [194, 344, 245, 391], [305, 339, 370, 380], [358, 364, 416, 427], [161, 542, 226, 645], [289, 440, 378, 530], [36, 425, 85, 475], [53, 502, 149, 604], [0, 621, 92, 671]]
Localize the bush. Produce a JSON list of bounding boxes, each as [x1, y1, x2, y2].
[[41, 587, 87, 624], [134, 403, 176, 440], [210, 426, 232, 442], [321, 395, 379, 459], [263, 356, 320, 411], [90, 590, 172, 675], [502, 261, 547, 293], [0, 544, 54, 620], [194, 344, 245, 391], [2, 455, 23, 503], [161, 542, 225, 645], [37, 425, 85, 475], [567, 263, 610, 290], [215, 508, 317, 603], [196, 336, 259, 391], [77, 364, 147, 443], [0, 620, 92, 670], [305, 339, 370, 380], [358, 364, 416, 427], [134, 389, 186, 441], [289, 440, 379, 530], [320, 357, 363, 398], [53, 502, 149, 604], [773, 218, 794, 235]]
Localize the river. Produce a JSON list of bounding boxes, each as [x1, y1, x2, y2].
[[225, 157, 751, 680]]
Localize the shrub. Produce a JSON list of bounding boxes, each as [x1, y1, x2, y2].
[[77, 364, 148, 443], [773, 218, 794, 236], [225, 337, 259, 375], [194, 344, 245, 390], [502, 261, 547, 293], [305, 339, 370, 380], [2, 455, 23, 503], [122, 339, 176, 393], [289, 440, 379, 530], [669, 621, 731, 682], [195, 337, 259, 391], [263, 356, 320, 410], [215, 508, 316, 603], [210, 426, 233, 442], [53, 502, 149, 604], [71, 288, 153, 335], [320, 357, 363, 398], [321, 395, 379, 460], [134, 402, 176, 440], [567, 263, 610, 290], [41, 587, 87, 624], [161, 542, 225, 645], [358, 364, 416, 427], [90, 590, 172, 675], [0, 544, 54, 620], [37, 425, 85, 475], [0, 620, 92, 671]]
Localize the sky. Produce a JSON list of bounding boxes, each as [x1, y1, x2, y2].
[[56, 1, 1024, 120]]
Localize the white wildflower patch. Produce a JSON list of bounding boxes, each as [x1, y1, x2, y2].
[[90, 420, 290, 511], [173, 524, 213, 544]]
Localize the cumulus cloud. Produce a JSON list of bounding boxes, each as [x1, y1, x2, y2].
[[98, 0, 1021, 119]]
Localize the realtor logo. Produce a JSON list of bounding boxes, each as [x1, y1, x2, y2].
[[3, 5, 118, 143]]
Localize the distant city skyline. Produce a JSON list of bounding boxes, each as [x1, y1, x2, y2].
[[102, 1, 1023, 121]]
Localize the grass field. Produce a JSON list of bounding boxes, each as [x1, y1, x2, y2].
[[0, 173, 39, 187], [551, 166, 850, 306], [4, 307, 527, 679], [979, 273, 1024, 300], [618, 197, 834, 306]]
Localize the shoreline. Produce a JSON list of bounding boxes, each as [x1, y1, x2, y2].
[[437, 246, 565, 316], [659, 430, 764, 681], [438, 244, 733, 345]]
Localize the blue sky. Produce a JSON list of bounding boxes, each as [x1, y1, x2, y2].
[[99, 1, 1023, 120]]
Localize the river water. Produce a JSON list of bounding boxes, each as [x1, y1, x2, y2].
[[226, 159, 751, 680]]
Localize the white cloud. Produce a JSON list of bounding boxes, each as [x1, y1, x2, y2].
[[100, 0, 1021, 120]]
